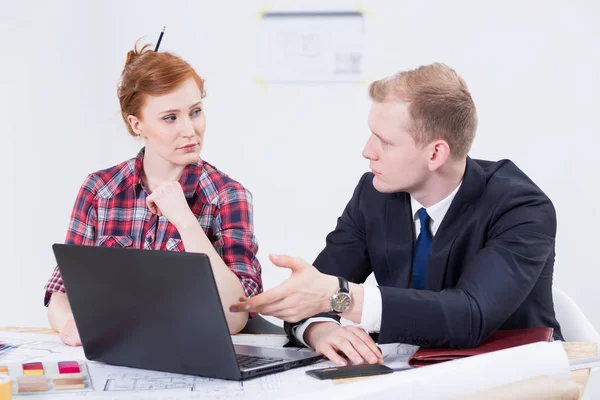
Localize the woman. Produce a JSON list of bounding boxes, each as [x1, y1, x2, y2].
[[44, 41, 262, 345]]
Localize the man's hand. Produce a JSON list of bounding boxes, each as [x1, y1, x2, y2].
[[146, 181, 196, 228], [59, 317, 81, 347], [304, 322, 384, 367], [229, 254, 338, 322]]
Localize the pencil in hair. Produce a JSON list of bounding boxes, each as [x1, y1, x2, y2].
[[154, 26, 166, 52]]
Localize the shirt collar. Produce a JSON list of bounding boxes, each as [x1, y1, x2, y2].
[[132, 147, 203, 198], [410, 182, 462, 235]]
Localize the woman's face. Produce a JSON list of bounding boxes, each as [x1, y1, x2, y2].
[[128, 77, 205, 166]]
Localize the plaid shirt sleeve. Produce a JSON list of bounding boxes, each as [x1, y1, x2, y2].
[[213, 184, 263, 299], [44, 175, 98, 306]]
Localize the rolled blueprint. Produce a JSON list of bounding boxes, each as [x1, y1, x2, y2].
[[289, 341, 571, 400]]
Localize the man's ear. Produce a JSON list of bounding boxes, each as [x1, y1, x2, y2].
[[428, 139, 450, 171], [127, 115, 144, 137]]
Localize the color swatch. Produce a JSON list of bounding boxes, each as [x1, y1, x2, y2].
[[52, 373, 85, 390], [22, 362, 44, 376], [58, 361, 80, 374], [17, 376, 48, 392], [1, 361, 91, 395]]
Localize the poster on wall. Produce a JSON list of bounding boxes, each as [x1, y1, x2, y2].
[[257, 11, 366, 83]]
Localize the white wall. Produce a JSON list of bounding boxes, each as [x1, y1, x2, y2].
[[1, 0, 598, 331]]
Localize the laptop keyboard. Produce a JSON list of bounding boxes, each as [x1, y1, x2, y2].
[[236, 354, 283, 369]]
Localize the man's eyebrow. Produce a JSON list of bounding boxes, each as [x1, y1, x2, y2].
[[372, 131, 387, 142]]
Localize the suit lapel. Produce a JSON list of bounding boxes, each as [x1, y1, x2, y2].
[[425, 157, 486, 291], [385, 192, 414, 288]]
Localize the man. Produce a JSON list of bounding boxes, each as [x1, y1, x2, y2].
[[230, 63, 562, 367]]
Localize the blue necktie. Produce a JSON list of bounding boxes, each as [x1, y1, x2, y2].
[[412, 208, 432, 290]]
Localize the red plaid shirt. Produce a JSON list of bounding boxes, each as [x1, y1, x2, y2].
[[44, 148, 262, 305]]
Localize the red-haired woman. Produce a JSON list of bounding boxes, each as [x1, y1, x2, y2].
[[44, 42, 263, 345]]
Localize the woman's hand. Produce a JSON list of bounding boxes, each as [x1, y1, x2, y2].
[[146, 181, 196, 228], [59, 317, 82, 347]]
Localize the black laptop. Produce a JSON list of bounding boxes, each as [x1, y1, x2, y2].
[[52, 244, 322, 380]]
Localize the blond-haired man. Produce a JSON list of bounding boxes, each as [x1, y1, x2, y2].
[[231, 63, 562, 366]]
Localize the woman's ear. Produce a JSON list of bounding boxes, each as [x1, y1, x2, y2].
[[127, 115, 144, 137]]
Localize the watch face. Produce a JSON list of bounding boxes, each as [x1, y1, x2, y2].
[[331, 292, 352, 313]]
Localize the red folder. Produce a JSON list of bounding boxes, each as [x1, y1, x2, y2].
[[408, 328, 554, 367]]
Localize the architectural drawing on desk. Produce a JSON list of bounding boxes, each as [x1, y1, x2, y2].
[[89, 359, 332, 398], [0, 336, 75, 364], [89, 362, 243, 395], [90, 335, 301, 394], [381, 343, 420, 369], [0, 332, 332, 398]]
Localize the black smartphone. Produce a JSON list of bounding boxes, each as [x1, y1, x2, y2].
[[306, 363, 394, 380]]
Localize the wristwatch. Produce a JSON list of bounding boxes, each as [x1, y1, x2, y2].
[[329, 276, 352, 314]]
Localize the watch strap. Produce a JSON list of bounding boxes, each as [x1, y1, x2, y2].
[[338, 276, 350, 294]]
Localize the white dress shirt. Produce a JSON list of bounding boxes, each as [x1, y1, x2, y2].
[[293, 182, 462, 347]]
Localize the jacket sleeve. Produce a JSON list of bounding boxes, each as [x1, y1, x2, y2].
[[285, 173, 374, 344]]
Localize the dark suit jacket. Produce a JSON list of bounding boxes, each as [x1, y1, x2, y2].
[[285, 158, 563, 348]]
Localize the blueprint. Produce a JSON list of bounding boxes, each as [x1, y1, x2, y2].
[[379, 342, 419, 370], [0, 332, 84, 365], [1, 331, 571, 399], [0, 331, 335, 399]]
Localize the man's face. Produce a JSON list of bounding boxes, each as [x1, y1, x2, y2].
[[362, 100, 431, 193]]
